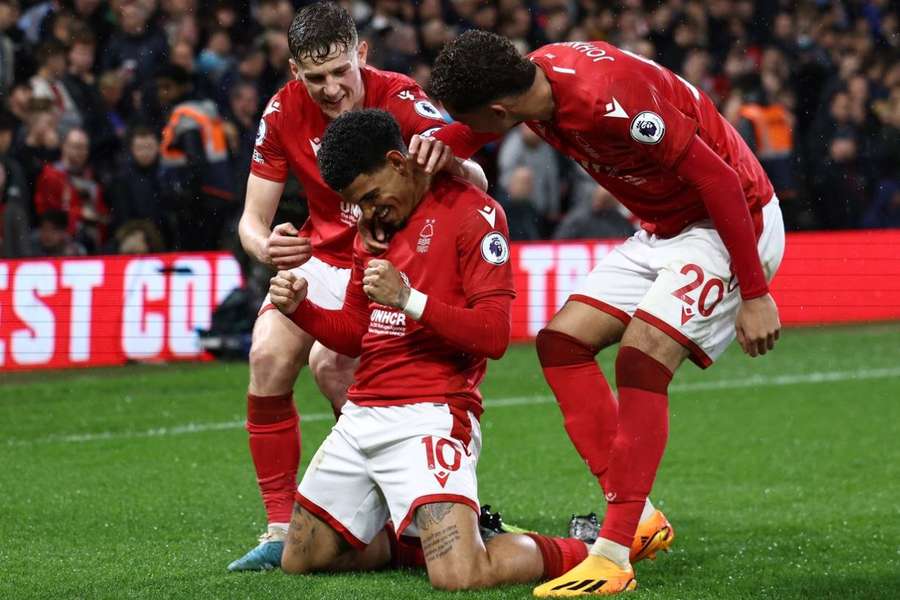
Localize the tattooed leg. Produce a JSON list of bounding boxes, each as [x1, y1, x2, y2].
[[281, 503, 392, 574], [415, 502, 546, 590]]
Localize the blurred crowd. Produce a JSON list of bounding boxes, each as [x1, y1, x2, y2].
[[0, 0, 898, 258]]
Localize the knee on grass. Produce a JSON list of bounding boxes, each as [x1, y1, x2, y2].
[[427, 564, 487, 591]]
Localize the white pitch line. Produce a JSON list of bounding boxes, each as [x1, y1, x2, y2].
[[6, 366, 900, 447]]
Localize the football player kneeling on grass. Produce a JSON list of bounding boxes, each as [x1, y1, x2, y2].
[[269, 109, 588, 589]]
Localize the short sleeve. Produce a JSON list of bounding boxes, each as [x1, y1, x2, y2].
[[383, 80, 448, 142], [596, 80, 699, 171], [456, 197, 516, 304], [249, 95, 289, 182]]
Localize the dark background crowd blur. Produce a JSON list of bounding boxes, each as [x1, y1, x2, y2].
[[0, 0, 897, 259]]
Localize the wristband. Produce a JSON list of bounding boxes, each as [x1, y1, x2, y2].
[[402, 287, 428, 320]]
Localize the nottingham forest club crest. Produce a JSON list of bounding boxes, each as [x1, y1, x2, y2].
[[417, 219, 435, 254]]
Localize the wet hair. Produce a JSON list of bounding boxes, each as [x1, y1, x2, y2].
[[430, 30, 536, 113], [317, 109, 406, 192], [288, 2, 358, 64]]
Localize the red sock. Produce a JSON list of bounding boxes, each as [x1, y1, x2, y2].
[[537, 329, 618, 491], [526, 534, 589, 579], [384, 522, 426, 569], [599, 346, 672, 547], [247, 392, 299, 526]]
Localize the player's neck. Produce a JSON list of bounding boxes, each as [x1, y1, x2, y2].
[[408, 170, 433, 212], [511, 67, 556, 122]]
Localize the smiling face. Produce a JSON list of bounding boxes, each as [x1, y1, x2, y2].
[[292, 42, 368, 120], [341, 150, 418, 243]]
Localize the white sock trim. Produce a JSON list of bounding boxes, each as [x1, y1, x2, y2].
[[589, 537, 631, 570], [639, 498, 655, 524], [402, 287, 428, 320], [268, 523, 289, 534]]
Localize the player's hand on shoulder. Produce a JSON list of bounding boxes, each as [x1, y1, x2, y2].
[[265, 222, 312, 269], [735, 293, 781, 358], [409, 133, 455, 175], [362, 259, 409, 308], [269, 270, 308, 315]]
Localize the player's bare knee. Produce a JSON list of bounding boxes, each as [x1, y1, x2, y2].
[[620, 318, 688, 372], [309, 348, 354, 406], [280, 551, 312, 575], [545, 300, 625, 349], [249, 338, 301, 386]]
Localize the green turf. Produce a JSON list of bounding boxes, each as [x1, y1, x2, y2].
[[2, 324, 899, 599]]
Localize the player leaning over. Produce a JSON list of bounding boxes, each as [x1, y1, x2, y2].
[[431, 32, 785, 596], [230, 2, 486, 571], [268, 109, 591, 590]]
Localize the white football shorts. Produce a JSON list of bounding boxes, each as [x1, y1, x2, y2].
[[296, 401, 481, 548], [259, 255, 350, 313], [571, 197, 785, 367]]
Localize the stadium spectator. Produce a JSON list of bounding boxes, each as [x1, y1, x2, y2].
[[29, 208, 85, 256], [732, 73, 796, 200], [553, 186, 637, 241], [501, 165, 542, 241], [71, 0, 113, 52], [108, 218, 164, 254], [0, 0, 895, 257], [33, 127, 107, 253], [108, 126, 166, 243], [359, 0, 418, 73], [157, 64, 235, 250], [497, 123, 560, 237], [224, 79, 259, 204], [101, 1, 168, 95], [0, 0, 23, 97], [62, 30, 106, 153], [15, 96, 60, 189], [30, 40, 80, 131], [0, 108, 29, 257]]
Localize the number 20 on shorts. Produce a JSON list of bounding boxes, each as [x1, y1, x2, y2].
[[671, 263, 730, 318]]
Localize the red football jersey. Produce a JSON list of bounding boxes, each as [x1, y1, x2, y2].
[[526, 42, 774, 237], [341, 175, 514, 417], [251, 66, 454, 268]]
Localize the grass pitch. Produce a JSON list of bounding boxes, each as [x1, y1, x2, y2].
[[2, 324, 899, 599]]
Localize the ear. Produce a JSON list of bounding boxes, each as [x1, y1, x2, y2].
[[357, 41, 368, 67], [289, 58, 301, 81], [488, 102, 508, 121], [387, 149, 407, 174]]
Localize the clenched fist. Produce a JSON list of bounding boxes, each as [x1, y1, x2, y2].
[[362, 259, 409, 308], [269, 270, 309, 315]]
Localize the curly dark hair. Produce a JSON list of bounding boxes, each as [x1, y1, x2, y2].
[[288, 1, 358, 64], [430, 30, 536, 113], [317, 109, 406, 193]]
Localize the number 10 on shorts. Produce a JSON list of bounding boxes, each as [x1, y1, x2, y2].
[[421, 435, 461, 488]]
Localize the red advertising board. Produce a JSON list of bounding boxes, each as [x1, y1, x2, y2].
[[0, 253, 242, 371], [1, 230, 898, 371]]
